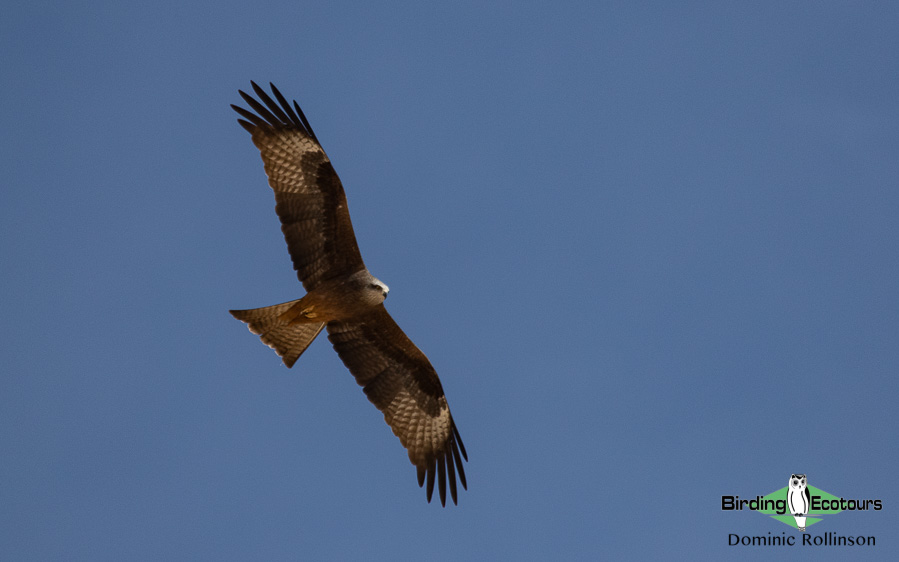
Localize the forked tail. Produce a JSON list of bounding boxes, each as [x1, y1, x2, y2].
[[230, 300, 325, 367]]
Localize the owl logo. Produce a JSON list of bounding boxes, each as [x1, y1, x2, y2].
[[788, 474, 810, 532]]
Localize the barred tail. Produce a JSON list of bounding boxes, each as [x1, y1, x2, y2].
[[230, 300, 325, 368]]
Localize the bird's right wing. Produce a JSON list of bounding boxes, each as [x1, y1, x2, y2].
[[232, 82, 365, 290]]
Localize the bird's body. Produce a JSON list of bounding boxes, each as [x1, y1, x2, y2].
[[228, 82, 466, 506], [278, 270, 389, 324]]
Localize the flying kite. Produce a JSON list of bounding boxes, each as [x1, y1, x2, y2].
[[229, 82, 467, 506]]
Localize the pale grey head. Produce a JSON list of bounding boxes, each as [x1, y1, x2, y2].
[[349, 269, 389, 306]]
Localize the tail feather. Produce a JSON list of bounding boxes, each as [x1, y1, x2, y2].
[[230, 300, 325, 367]]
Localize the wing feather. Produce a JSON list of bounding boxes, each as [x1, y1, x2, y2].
[[250, 81, 291, 124], [327, 305, 467, 505], [269, 84, 304, 128], [232, 82, 364, 290]]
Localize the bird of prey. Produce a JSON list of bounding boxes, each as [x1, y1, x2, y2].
[[228, 82, 467, 506]]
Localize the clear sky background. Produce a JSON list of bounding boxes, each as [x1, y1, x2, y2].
[[2, 1, 897, 560]]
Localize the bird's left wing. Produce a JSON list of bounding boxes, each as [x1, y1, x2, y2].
[[326, 305, 468, 506]]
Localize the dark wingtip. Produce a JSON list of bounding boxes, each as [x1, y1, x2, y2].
[[251, 81, 291, 125], [238, 88, 280, 127], [437, 455, 447, 507], [452, 439, 467, 491], [269, 82, 303, 127], [425, 459, 436, 503], [446, 446, 458, 505], [418, 422, 468, 505], [293, 100, 319, 142], [233, 82, 318, 141], [232, 104, 266, 128], [453, 423, 468, 461]]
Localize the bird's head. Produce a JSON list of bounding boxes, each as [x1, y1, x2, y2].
[[351, 270, 389, 305], [368, 279, 389, 301], [359, 273, 389, 306]]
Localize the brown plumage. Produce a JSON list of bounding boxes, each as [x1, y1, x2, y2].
[[229, 82, 467, 505]]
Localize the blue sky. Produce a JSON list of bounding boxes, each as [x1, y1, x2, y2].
[[2, 1, 897, 559]]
